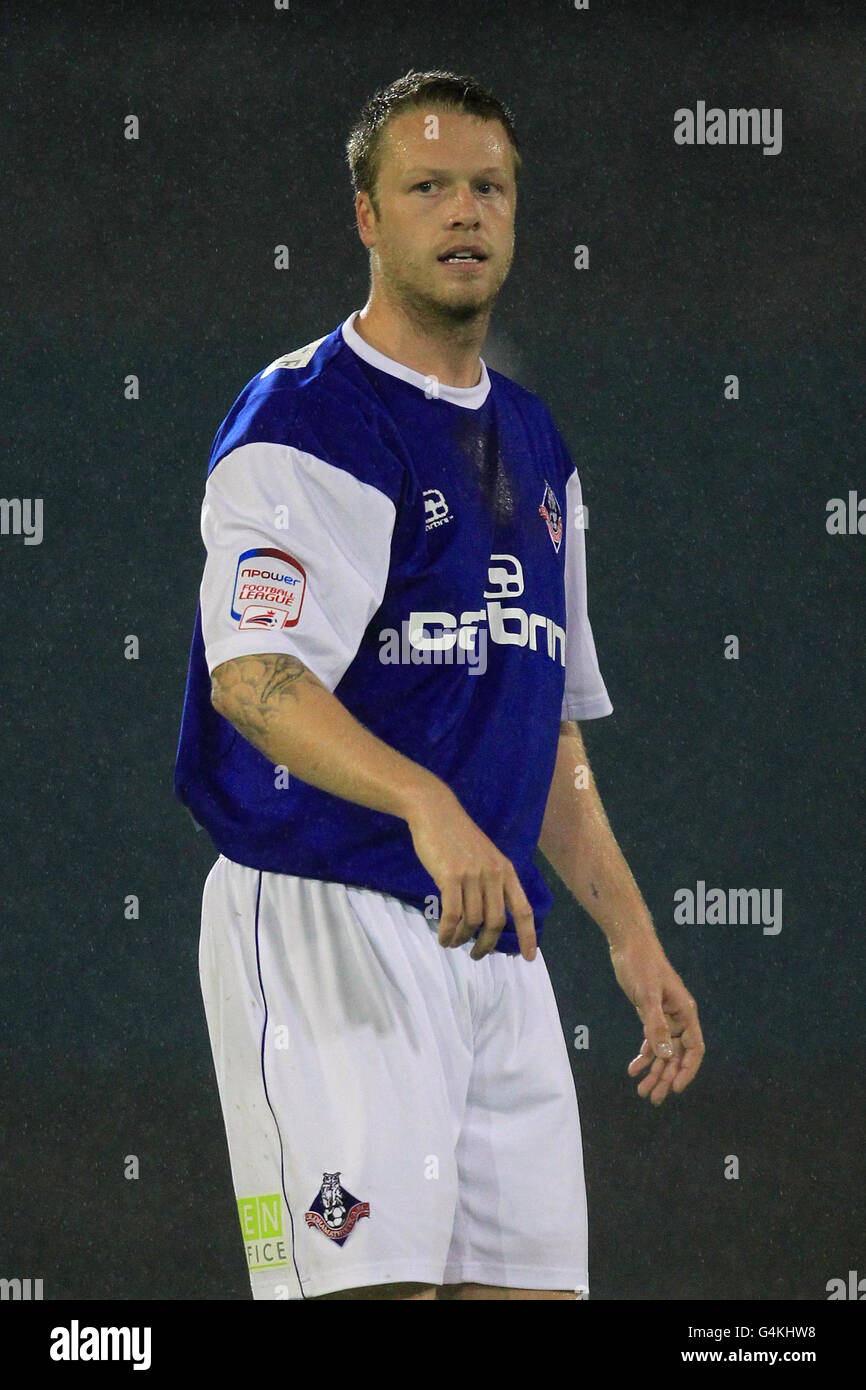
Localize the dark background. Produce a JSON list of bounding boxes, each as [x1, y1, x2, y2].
[[1, 0, 862, 1302]]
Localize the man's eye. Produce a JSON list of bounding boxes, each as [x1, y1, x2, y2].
[[412, 180, 502, 194]]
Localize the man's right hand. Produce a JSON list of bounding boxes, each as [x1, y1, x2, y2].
[[406, 783, 537, 963], [209, 653, 535, 961]]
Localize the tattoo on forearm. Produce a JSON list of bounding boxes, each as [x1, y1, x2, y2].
[[211, 653, 321, 751], [591, 881, 600, 898], [260, 655, 308, 703]]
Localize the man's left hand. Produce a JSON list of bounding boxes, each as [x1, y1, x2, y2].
[[608, 936, 705, 1105]]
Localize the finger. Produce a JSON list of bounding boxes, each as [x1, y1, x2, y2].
[[671, 1030, 706, 1093], [627, 1038, 653, 1075], [450, 879, 484, 947], [664, 994, 704, 1050], [466, 878, 507, 959], [469, 912, 505, 960], [483, 873, 507, 943], [635, 1055, 666, 1097], [641, 999, 675, 1063], [662, 999, 705, 1092], [503, 870, 537, 962], [628, 1054, 653, 1076], [438, 879, 463, 948], [636, 1060, 663, 1096], [672, 1062, 696, 1093], [470, 866, 534, 961], [647, 1056, 682, 1106]]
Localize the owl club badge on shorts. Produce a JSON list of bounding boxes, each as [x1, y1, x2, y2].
[[538, 480, 563, 553], [231, 547, 306, 629], [304, 1172, 370, 1247]]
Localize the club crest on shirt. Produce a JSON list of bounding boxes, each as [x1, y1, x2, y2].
[[304, 1172, 370, 1247], [538, 481, 563, 553]]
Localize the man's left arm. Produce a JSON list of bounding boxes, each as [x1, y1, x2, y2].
[[538, 719, 705, 1105]]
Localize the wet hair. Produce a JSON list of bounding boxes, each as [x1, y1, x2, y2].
[[345, 68, 522, 217]]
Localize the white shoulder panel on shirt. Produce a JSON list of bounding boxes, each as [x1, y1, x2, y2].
[[560, 467, 613, 721], [200, 441, 397, 689], [260, 336, 329, 378]]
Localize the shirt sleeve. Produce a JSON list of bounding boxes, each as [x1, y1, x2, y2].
[[198, 437, 400, 689], [560, 465, 614, 721]]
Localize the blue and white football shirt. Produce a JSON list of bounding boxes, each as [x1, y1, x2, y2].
[[174, 310, 613, 953]]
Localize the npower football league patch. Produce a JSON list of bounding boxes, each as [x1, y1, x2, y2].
[[231, 547, 306, 630]]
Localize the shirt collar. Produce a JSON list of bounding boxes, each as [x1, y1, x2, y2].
[[341, 309, 490, 410]]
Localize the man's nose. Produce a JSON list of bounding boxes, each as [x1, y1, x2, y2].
[[447, 186, 481, 220]]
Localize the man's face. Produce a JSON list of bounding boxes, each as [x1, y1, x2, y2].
[[358, 106, 517, 325]]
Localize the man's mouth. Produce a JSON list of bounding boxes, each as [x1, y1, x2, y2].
[[437, 246, 488, 263]]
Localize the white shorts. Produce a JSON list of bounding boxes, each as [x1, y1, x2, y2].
[[198, 853, 589, 1299]]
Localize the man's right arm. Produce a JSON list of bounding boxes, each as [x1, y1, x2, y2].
[[211, 650, 441, 824], [210, 651, 537, 961]]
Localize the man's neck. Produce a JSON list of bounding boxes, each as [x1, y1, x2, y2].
[[353, 297, 488, 389]]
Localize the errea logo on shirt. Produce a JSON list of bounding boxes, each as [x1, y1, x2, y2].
[[231, 547, 306, 629]]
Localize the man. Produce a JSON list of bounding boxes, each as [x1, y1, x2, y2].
[[174, 69, 704, 1302]]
